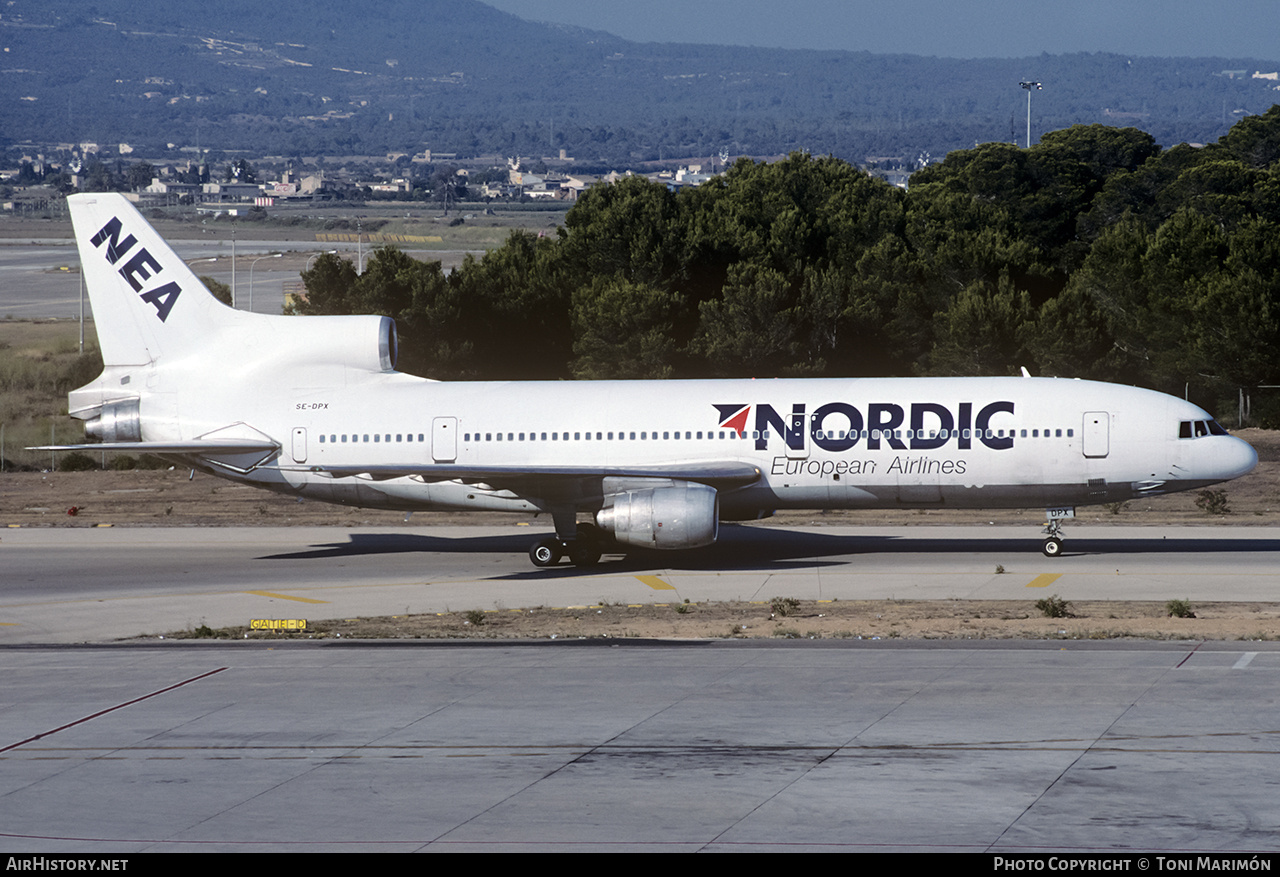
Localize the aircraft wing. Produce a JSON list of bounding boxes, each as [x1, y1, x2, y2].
[[303, 461, 763, 490]]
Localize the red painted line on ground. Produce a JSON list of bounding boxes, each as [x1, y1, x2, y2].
[[1174, 642, 1204, 668], [0, 667, 228, 753]]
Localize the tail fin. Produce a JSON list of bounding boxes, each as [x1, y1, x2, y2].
[[69, 193, 240, 367], [69, 193, 396, 423]]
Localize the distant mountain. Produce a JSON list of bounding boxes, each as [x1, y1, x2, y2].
[[3, 0, 1279, 162]]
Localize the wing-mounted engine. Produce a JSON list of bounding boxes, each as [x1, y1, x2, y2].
[[595, 483, 719, 550]]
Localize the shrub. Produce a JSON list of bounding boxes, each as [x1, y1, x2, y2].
[[1035, 594, 1073, 618], [57, 451, 98, 472], [1195, 489, 1230, 516], [770, 596, 800, 617], [1165, 599, 1196, 618]]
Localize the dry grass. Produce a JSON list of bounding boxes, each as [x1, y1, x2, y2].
[[0, 320, 99, 470]]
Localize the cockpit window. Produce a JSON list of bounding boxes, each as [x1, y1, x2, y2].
[[1181, 419, 1230, 439]]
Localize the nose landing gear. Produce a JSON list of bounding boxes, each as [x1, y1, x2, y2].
[[1042, 518, 1065, 557]]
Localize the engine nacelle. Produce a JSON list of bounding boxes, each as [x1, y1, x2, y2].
[[85, 398, 141, 442], [265, 314, 398, 374], [595, 483, 719, 550]]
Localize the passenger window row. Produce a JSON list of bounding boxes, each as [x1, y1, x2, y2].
[[464, 431, 750, 442], [318, 434, 425, 443], [314, 426, 1080, 445], [815, 428, 1073, 440]]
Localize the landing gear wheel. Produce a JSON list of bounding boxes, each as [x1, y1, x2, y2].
[[567, 538, 602, 567], [576, 521, 617, 551], [529, 537, 563, 567], [1042, 537, 1063, 558]]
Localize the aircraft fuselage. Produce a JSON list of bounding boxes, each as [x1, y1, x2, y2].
[[189, 374, 1256, 517]]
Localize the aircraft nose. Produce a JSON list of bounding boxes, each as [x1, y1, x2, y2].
[[1215, 436, 1258, 480]]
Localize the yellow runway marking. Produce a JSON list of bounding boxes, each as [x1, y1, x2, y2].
[[243, 590, 329, 604], [1026, 573, 1063, 589], [636, 575, 675, 591]]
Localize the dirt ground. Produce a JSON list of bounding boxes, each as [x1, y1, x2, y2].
[[4, 429, 1278, 642], [172, 599, 1280, 644]]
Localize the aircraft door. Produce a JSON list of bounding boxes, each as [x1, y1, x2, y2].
[[291, 427, 307, 463], [1082, 411, 1109, 458], [432, 416, 457, 463]]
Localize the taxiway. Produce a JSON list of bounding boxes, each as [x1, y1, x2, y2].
[[2, 523, 1279, 643]]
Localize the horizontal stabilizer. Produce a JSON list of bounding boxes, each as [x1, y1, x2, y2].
[[30, 440, 280, 455]]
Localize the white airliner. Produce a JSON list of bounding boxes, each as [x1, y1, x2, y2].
[[40, 193, 1258, 566]]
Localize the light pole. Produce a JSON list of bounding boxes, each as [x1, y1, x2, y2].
[[249, 253, 281, 314], [305, 249, 337, 272], [230, 225, 238, 307], [356, 216, 364, 275], [186, 256, 222, 304], [1020, 81, 1042, 148]]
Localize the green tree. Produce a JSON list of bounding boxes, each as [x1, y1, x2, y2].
[[571, 277, 683, 379], [81, 160, 119, 193], [1217, 104, 1280, 169], [693, 264, 814, 376], [224, 159, 256, 183], [924, 278, 1035, 376], [450, 230, 573, 379], [1022, 283, 1123, 381], [1161, 158, 1262, 229], [126, 161, 156, 192], [908, 129, 1158, 284], [1191, 217, 1280, 387], [294, 252, 359, 315], [198, 275, 233, 307], [1077, 142, 1202, 239], [559, 174, 684, 287]]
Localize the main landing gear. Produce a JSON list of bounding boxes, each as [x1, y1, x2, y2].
[[1041, 518, 1065, 557], [529, 522, 607, 568]]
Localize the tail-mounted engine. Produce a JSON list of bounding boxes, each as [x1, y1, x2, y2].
[[595, 483, 719, 550], [85, 398, 141, 443], [258, 314, 398, 376]]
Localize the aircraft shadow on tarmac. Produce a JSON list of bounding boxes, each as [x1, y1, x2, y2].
[[258, 526, 1280, 577]]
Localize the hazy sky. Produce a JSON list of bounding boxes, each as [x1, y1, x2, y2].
[[480, 0, 1280, 60]]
